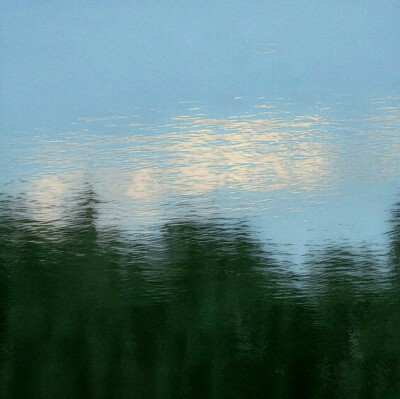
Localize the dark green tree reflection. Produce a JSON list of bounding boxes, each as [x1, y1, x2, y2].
[[0, 191, 400, 398]]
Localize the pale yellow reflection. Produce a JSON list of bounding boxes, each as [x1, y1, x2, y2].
[[28, 173, 84, 222], [122, 113, 336, 201], [25, 97, 400, 223]]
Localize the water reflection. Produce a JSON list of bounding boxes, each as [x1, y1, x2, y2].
[[1, 189, 400, 398], [4, 94, 399, 244]]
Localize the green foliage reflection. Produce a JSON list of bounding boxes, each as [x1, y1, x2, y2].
[[0, 191, 400, 398]]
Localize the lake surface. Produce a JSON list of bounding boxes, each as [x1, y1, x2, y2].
[[1, 94, 400, 398], [1, 2, 400, 398]]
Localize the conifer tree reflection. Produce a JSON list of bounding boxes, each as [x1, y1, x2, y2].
[[389, 200, 400, 278], [1, 190, 400, 398]]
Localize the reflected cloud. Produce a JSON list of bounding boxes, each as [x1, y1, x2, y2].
[[117, 110, 338, 203], [28, 173, 84, 222], [254, 104, 276, 109], [78, 116, 128, 122], [20, 95, 400, 225]]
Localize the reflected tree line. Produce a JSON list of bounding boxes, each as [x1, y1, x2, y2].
[[0, 189, 400, 398]]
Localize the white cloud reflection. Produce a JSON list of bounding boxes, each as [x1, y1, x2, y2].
[[22, 96, 400, 225], [117, 112, 337, 202], [28, 173, 84, 223]]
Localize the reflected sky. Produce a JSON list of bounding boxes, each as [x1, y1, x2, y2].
[[2, 94, 400, 258], [2, 1, 400, 128], [1, 1, 400, 255]]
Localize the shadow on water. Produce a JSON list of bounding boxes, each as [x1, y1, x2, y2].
[[0, 188, 400, 398]]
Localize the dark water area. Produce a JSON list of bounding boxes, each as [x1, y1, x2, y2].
[[1, 189, 400, 398]]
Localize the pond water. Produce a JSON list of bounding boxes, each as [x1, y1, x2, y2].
[[1, 2, 400, 398]]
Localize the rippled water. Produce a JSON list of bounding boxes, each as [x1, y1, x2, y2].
[[1, 93, 400, 398], [2, 1, 400, 396]]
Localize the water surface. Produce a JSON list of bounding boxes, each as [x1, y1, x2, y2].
[[1, 1, 400, 398]]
